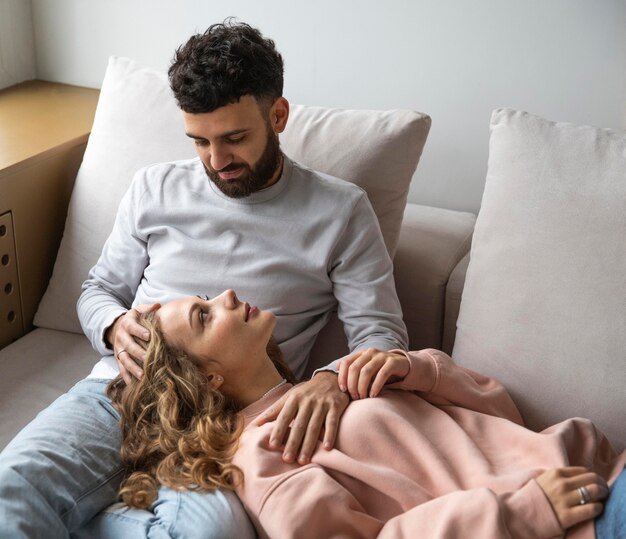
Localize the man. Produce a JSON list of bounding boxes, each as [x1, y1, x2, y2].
[[0, 20, 407, 537]]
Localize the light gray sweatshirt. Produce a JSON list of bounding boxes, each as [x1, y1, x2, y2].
[[78, 156, 407, 379]]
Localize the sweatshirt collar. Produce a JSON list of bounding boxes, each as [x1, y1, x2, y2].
[[206, 155, 293, 205], [240, 383, 293, 427]]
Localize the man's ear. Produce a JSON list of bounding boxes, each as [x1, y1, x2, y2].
[[270, 97, 289, 134], [207, 373, 224, 391]]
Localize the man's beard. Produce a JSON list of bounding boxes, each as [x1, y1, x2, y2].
[[204, 129, 283, 199]]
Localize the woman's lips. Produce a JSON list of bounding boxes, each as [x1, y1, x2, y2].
[[245, 304, 257, 322]]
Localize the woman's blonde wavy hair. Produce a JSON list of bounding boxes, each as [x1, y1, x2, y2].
[[107, 309, 295, 509]]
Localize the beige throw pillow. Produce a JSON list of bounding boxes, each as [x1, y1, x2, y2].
[[35, 56, 431, 334], [453, 108, 626, 451]]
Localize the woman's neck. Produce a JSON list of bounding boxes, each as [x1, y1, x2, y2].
[[232, 358, 285, 408]]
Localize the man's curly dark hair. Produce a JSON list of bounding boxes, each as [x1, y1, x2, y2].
[[168, 19, 284, 113]]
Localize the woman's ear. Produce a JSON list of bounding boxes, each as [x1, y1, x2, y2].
[[207, 373, 224, 391]]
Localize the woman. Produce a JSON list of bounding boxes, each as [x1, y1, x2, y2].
[[109, 289, 625, 538]]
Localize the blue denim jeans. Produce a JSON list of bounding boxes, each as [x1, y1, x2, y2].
[[595, 466, 626, 539], [0, 378, 254, 539]]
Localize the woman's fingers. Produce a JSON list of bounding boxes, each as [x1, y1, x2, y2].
[[338, 349, 410, 399], [537, 468, 609, 530]]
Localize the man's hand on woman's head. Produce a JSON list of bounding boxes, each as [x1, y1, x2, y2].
[[337, 348, 410, 400], [106, 303, 161, 385], [255, 371, 349, 465]]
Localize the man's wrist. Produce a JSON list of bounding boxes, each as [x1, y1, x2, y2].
[[104, 313, 125, 350], [313, 370, 337, 379]]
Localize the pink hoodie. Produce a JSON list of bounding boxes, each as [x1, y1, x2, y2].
[[234, 349, 626, 538]]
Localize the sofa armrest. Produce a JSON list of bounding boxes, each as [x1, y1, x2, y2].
[[442, 252, 471, 354], [0, 81, 98, 349], [393, 203, 475, 351]]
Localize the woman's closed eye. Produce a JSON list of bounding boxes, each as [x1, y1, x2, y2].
[[195, 295, 211, 326]]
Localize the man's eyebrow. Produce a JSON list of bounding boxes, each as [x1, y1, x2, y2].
[[185, 128, 249, 140]]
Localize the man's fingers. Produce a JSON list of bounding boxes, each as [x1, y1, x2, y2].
[[255, 396, 286, 427], [124, 312, 150, 343], [117, 349, 143, 379], [118, 362, 132, 386], [258, 376, 349, 465], [133, 302, 161, 315], [296, 408, 326, 464], [131, 304, 161, 341], [337, 360, 348, 392], [281, 404, 313, 463], [322, 407, 340, 450], [270, 399, 300, 451]]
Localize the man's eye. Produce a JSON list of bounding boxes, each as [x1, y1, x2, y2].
[[227, 136, 245, 145], [199, 310, 208, 325], [194, 139, 209, 147]]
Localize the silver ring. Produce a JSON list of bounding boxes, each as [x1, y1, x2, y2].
[[115, 348, 127, 360], [578, 486, 591, 505]]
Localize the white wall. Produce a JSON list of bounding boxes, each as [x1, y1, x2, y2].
[[0, 0, 36, 90], [31, 0, 626, 214]]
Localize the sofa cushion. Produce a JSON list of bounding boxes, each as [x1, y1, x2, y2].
[[34, 56, 431, 334], [453, 108, 626, 451], [0, 329, 98, 449]]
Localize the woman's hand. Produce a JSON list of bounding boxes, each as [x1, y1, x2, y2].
[[105, 303, 160, 384], [337, 348, 410, 400], [255, 372, 349, 465], [536, 467, 609, 530]]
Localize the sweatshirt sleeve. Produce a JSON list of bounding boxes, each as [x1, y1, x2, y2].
[[76, 170, 150, 355], [376, 479, 564, 539], [387, 349, 524, 424], [317, 192, 408, 373], [255, 466, 563, 539]]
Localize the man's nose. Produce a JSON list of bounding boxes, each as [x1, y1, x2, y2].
[[209, 144, 232, 171]]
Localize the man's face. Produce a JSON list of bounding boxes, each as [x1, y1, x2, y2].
[[183, 95, 285, 198]]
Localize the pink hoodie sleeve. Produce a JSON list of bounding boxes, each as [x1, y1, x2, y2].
[[256, 465, 563, 539], [387, 349, 524, 424]]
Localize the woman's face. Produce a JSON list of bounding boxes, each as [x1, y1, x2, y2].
[[156, 289, 276, 375]]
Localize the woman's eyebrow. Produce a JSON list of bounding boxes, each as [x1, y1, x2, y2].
[[188, 303, 198, 329]]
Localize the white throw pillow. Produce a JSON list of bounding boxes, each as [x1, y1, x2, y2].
[[453, 108, 626, 451], [35, 56, 431, 334], [281, 105, 430, 255]]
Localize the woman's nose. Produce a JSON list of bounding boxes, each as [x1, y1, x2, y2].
[[222, 289, 238, 308]]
